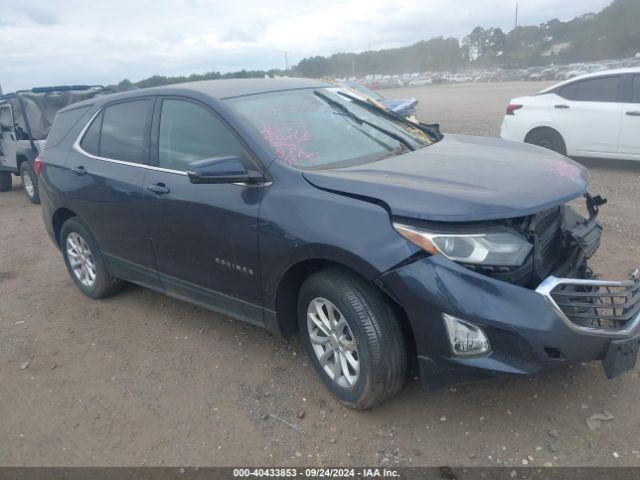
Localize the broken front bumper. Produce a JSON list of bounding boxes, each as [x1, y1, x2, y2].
[[379, 255, 640, 391]]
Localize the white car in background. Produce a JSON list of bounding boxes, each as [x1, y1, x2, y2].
[[501, 68, 640, 160]]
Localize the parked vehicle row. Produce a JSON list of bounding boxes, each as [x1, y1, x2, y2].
[[337, 55, 640, 89], [37, 78, 639, 408], [501, 67, 640, 161]]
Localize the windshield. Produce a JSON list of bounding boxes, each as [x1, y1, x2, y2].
[[226, 88, 434, 170]]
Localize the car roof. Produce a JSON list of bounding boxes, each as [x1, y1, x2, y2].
[[60, 77, 332, 112], [540, 67, 640, 93]]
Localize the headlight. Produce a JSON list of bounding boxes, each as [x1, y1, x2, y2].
[[393, 222, 533, 266]]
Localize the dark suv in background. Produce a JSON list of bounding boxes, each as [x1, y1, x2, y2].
[[38, 78, 639, 408]]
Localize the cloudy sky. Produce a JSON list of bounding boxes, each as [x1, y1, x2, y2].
[[1, 0, 612, 92]]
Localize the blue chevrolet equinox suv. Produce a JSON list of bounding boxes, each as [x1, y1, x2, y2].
[[38, 78, 639, 408]]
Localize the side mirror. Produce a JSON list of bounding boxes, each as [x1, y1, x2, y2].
[[186, 156, 261, 185]]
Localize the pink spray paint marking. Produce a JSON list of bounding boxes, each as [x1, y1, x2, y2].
[[260, 124, 318, 166]]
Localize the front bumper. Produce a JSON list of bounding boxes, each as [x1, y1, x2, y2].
[[379, 255, 640, 391]]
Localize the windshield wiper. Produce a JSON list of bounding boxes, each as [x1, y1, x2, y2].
[[336, 90, 443, 142], [313, 90, 415, 151]]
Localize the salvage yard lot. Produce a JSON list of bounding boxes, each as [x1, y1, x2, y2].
[[1, 81, 639, 467]]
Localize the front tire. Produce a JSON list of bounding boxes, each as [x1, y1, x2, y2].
[[525, 128, 567, 155], [0, 171, 11, 192], [298, 268, 407, 409], [60, 218, 122, 299], [20, 161, 40, 204]]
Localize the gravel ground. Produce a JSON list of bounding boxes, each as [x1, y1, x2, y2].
[[1, 81, 639, 467]]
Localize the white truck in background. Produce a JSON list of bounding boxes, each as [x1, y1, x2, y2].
[[0, 85, 109, 203]]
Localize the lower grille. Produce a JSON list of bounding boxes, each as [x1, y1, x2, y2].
[[536, 271, 640, 335]]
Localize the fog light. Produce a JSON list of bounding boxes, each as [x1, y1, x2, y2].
[[443, 313, 490, 357]]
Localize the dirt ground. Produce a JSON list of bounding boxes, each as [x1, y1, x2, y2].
[[1, 81, 639, 467]]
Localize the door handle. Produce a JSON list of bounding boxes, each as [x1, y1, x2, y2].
[[554, 104, 570, 109], [147, 183, 170, 195], [72, 166, 87, 175], [626, 111, 640, 116]]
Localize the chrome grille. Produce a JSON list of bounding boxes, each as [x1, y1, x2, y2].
[[536, 271, 640, 336]]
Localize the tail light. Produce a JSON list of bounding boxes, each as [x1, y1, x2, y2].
[[506, 104, 523, 115], [34, 155, 43, 176]]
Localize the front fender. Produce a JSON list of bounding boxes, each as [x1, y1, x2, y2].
[[258, 163, 418, 311]]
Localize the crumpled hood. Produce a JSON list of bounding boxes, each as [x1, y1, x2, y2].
[[303, 134, 589, 222]]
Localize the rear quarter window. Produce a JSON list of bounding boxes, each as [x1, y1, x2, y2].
[[44, 105, 91, 149]]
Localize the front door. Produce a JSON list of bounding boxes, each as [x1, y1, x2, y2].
[[144, 97, 265, 325], [618, 74, 640, 156]]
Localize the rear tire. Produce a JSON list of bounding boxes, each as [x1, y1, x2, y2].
[[20, 162, 40, 204], [60, 217, 123, 299], [297, 268, 407, 409], [525, 128, 567, 155], [0, 171, 11, 192]]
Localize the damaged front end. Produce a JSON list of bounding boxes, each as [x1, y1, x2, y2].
[[379, 194, 640, 390], [460, 193, 607, 288]]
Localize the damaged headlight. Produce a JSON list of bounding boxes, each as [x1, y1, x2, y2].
[[393, 223, 533, 266]]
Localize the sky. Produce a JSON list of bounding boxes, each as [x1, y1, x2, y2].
[[0, 0, 613, 92]]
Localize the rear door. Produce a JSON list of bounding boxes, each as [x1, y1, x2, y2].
[[552, 75, 623, 155], [617, 74, 640, 156], [144, 96, 265, 324], [65, 97, 161, 288]]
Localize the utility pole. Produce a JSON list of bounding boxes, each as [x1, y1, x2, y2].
[[284, 51, 288, 71], [514, 2, 518, 29]]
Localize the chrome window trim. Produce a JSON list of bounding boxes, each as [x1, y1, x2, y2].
[[72, 108, 187, 177], [536, 271, 640, 338], [72, 106, 272, 186]]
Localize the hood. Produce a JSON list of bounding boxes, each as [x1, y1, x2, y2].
[[302, 134, 589, 222], [381, 98, 418, 115]]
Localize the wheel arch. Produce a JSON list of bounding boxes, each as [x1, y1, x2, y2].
[[273, 257, 417, 362], [524, 125, 567, 152], [16, 153, 30, 171], [51, 207, 78, 247]]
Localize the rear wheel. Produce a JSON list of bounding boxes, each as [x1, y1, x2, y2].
[[0, 171, 11, 192], [60, 218, 122, 299], [20, 162, 40, 204], [525, 128, 567, 155], [297, 268, 407, 409]]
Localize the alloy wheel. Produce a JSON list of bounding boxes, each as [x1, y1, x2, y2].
[[306, 297, 360, 388], [66, 232, 97, 287]]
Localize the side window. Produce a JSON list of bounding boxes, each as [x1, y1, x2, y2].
[[158, 99, 247, 171], [80, 110, 102, 155], [99, 100, 150, 164], [632, 76, 640, 103], [560, 76, 620, 102], [559, 83, 578, 100]]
